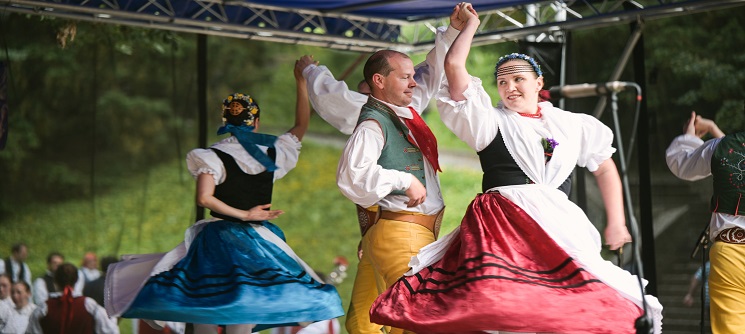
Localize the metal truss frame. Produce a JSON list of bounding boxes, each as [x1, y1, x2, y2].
[[2, 0, 744, 53]]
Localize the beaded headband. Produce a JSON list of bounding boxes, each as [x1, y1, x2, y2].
[[222, 93, 260, 126], [494, 53, 543, 78]]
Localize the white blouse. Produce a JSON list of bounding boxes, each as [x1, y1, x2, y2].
[[436, 75, 615, 187], [336, 96, 445, 215], [186, 132, 302, 185], [665, 134, 745, 240]]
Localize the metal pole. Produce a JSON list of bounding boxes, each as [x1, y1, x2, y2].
[[196, 34, 207, 221]]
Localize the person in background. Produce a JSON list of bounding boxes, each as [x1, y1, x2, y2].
[[666, 111, 745, 333], [79, 252, 101, 284], [26, 263, 119, 334], [683, 261, 711, 309], [0, 275, 12, 307], [32, 252, 83, 306], [370, 3, 662, 333], [0, 244, 31, 289], [1, 281, 36, 333], [83, 256, 118, 307]]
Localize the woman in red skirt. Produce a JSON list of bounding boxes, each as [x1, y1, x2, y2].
[[370, 3, 663, 333]]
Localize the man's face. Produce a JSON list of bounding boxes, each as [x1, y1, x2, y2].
[[0, 277, 10, 299], [13, 245, 28, 262], [11, 283, 29, 307], [48, 255, 64, 272], [375, 54, 416, 107]]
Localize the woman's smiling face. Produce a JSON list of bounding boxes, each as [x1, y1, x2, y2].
[[496, 59, 544, 114]]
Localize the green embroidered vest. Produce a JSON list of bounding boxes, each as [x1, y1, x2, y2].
[[710, 132, 745, 215], [358, 98, 426, 195]]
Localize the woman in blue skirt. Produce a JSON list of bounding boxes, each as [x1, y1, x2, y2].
[[104, 61, 344, 334]]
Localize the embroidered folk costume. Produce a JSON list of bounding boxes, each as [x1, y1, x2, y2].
[[104, 93, 343, 331], [371, 53, 663, 333], [667, 129, 745, 333]]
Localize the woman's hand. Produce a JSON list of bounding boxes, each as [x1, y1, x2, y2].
[[604, 223, 632, 251], [241, 204, 284, 221]]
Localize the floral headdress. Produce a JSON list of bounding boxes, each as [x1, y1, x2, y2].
[[494, 53, 543, 78], [222, 93, 260, 127]]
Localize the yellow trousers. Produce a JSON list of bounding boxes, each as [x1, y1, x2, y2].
[[709, 241, 745, 334], [345, 218, 435, 334]]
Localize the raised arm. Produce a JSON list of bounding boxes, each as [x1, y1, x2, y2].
[[289, 58, 311, 140], [407, 9, 463, 113], [445, 3, 479, 101], [300, 55, 366, 135], [690, 111, 725, 139], [666, 111, 723, 181]]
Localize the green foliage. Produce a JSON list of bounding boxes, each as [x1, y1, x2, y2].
[[644, 7, 745, 134]]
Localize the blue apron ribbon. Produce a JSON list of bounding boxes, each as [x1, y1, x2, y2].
[[217, 124, 278, 171]]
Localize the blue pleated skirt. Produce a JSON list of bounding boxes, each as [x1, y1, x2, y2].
[[118, 220, 344, 331]]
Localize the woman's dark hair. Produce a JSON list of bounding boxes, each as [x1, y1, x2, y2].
[[54, 263, 79, 288]]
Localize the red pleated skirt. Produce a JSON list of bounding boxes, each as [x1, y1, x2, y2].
[[370, 193, 642, 334]]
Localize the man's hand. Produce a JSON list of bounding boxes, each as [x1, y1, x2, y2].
[[295, 55, 319, 79], [450, 2, 478, 30], [404, 174, 427, 207]]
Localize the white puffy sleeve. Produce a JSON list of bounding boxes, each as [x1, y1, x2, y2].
[[409, 25, 459, 114], [436, 76, 499, 152], [303, 64, 367, 135], [84, 297, 120, 334], [25, 304, 46, 334], [666, 134, 719, 181], [575, 113, 617, 172], [272, 132, 302, 180], [186, 148, 225, 185], [336, 121, 413, 208]]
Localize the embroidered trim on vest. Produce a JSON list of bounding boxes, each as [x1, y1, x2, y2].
[[359, 98, 425, 195], [710, 133, 745, 215]]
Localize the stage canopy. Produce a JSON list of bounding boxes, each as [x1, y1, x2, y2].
[[3, 0, 744, 52]]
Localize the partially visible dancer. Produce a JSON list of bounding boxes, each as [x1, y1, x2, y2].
[[26, 263, 119, 334], [2, 281, 36, 333], [370, 3, 662, 333], [104, 63, 343, 334], [667, 111, 745, 334]]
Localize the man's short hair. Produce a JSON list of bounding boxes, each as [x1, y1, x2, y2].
[[11, 243, 26, 254], [47, 251, 64, 264], [362, 50, 410, 89]]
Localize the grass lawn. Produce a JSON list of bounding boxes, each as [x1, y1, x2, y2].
[[0, 139, 481, 334]]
